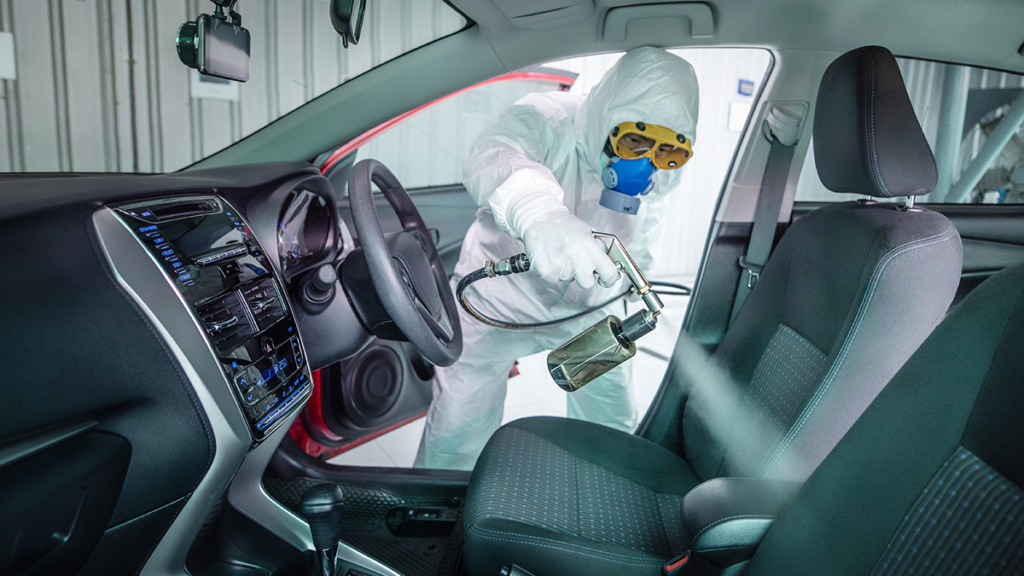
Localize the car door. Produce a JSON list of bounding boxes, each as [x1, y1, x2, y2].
[[291, 69, 578, 459]]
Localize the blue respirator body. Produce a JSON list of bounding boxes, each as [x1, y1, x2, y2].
[[600, 157, 657, 215]]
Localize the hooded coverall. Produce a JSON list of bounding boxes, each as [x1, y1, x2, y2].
[[414, 47, 700, 470]]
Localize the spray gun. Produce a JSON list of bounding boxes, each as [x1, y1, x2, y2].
[[456, 232, 666, 392], [547, 233, 663, 391]]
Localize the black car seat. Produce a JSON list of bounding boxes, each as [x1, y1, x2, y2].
[[745, 262, 1024, 576], [460, 46, 964, 576]]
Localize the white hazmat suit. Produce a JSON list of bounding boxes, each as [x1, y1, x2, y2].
[[414, 47, 700, 470]]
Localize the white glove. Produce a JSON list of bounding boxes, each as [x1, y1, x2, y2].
[[508, 193, 620, 289]]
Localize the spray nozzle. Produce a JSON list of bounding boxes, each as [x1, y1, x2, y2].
[[547, 233, 665, 392]]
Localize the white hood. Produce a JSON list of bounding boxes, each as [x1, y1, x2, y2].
[[577, 47, 700, 174]]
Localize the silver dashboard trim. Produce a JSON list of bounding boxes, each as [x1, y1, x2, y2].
[[94, 207, 253, 576], [228, 413, 403, 576], [96, 201, 397, 576]]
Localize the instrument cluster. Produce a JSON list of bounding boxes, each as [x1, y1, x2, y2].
[[276, 189, 337, 278]]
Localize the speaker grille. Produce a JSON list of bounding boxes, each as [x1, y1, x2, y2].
[[343, 346, 404, 426]]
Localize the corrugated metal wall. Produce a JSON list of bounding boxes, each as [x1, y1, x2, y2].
[[0, 0, 462, 173]]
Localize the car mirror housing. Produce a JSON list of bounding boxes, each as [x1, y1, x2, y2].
[[331, 0, 366, 48]]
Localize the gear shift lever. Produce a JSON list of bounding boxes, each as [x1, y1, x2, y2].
[[301, 484, 345, 576]]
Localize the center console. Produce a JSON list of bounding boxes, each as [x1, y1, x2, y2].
[[114, 195, 312, 442]]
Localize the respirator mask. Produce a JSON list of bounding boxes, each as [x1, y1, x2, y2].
[[599, 121, 693, 214]]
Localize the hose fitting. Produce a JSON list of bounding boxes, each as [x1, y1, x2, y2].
[[490, 253, 531, 277]]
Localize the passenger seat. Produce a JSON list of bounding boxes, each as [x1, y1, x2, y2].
[[460, 46, 963, 576], [746, 261, 1024, 575]]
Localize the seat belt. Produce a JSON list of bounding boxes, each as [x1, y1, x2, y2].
[[728, 103, 805, 325]]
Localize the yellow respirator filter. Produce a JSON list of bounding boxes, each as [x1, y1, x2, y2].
[[609, 121, 693, 170]]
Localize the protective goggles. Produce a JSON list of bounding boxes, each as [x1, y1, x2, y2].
[[606, 121, 693, 170]]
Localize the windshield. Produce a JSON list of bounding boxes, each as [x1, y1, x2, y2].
[[0, 0, 465, 174]]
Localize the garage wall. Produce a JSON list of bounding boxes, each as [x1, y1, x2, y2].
[[0, 0, 462, 173]]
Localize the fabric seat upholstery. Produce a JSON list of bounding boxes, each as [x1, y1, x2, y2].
[[463, 46, 964, 576], [746, 261, 1024, 576], [465, 418, 699, 574]]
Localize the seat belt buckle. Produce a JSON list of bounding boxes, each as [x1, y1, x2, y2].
[[738, 256, 764, 289], [663, 551, 692, 575]]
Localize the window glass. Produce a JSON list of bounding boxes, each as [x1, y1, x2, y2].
[[354, 73, 575, 190], [795, 59, 1024, 204]]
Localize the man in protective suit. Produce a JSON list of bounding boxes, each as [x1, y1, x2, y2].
[[415, 47, 699, 470]]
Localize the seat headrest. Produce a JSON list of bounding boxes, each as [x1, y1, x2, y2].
[[813, 46, 937, 198]]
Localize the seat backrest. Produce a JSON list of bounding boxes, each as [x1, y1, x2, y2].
[[680, 46, 963, 483], [746, 260, 1024, 576]]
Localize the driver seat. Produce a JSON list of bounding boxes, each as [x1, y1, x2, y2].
[[461, 46, 963, 576]]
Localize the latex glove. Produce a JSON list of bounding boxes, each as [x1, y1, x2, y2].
[[520, 208, 620, 290]]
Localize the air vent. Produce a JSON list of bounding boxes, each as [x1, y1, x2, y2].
[[242, 278, 285, 331], [197, 291, 255, 351]]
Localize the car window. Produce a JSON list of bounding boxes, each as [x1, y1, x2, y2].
[[0, 0, 465, 174], [343, 48, 771, 203], [349, 70, 577, 191], [795, 59, 1024, 204]]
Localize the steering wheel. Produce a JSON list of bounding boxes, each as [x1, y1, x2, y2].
[[346, 159, 463, 366]]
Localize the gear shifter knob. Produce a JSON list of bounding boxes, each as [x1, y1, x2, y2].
[[301, 483, 345, 574]]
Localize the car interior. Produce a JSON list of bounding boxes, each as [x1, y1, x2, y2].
[[2, 1, 1023, 576]]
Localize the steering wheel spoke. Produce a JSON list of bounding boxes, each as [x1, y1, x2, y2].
[[415, 300, 454, 342]]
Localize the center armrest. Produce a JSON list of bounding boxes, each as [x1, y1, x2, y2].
[[682, 477, 802, 567]]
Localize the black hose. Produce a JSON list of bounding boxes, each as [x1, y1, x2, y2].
[[456, 261, 691, 331]]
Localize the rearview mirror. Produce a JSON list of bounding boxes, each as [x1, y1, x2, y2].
[[176, 14, 251, 82], [331, 0, 366, 48]]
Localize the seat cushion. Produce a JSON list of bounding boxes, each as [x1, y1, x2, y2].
[[464, 417, 701, 576]]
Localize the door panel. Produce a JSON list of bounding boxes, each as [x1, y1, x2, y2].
[[926, 204, 1024, 304], [311, 341, 434, 441], [298, 187, 476, 458], [961, 239, 1024, 274]]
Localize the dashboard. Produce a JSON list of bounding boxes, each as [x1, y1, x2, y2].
[[114, 195, 311, 440], [0, 162, 399, 576]]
